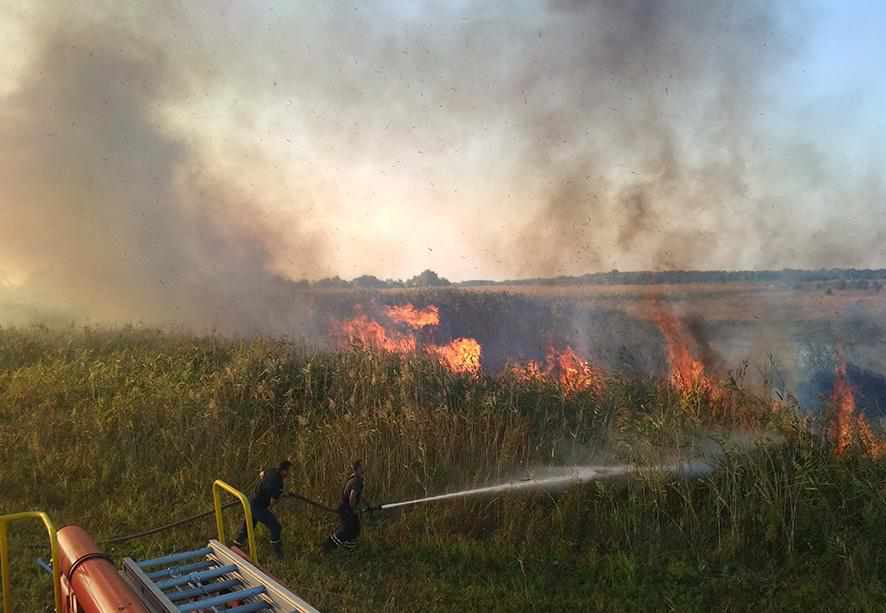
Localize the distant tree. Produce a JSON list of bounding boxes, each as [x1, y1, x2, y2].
[[313, 276, 351, 289], [351, 275, 388, 289], [407, 269, 451, 287]]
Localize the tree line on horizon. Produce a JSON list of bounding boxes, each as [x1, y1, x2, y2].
[[299, 267, 886, 290]]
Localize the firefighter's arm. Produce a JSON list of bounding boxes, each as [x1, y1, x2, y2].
[[269, 472, 285, 504], [359, 494, 378, 513]]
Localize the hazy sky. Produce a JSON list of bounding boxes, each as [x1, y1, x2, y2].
[[0, 0, 883, 297]]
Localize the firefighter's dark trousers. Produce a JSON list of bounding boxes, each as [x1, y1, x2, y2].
[[235, 504, 282, 548], [330, 505, 360, 548]]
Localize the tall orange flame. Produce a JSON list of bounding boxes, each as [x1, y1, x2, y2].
[[829, 352, 886, 458], [384, 304, 440, 329], [510, 345, 604, 395], [652, 307, 719, 398], [830, 355, 855, 456]]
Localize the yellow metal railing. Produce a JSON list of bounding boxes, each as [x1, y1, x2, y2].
[[212, 480, 257, 563], [0, 512, 61, 613]]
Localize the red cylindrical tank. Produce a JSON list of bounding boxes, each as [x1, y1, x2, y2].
[[57, 526, 149, 613]]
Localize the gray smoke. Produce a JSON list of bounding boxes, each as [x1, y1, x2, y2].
[[0, 2, 881, 331], [501, 0, 863, 276], [0, 4, 324, 332]]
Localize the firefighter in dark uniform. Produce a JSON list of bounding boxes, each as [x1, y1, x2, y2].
[[234, 460, 291, 559], [327, 460, 370, 550]]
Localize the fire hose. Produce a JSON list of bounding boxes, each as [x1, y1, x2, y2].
[[98, 491, 339, 546], [99, 502, 240, 545], [281, 492, 337, 514], [25, 489, 339, 554]]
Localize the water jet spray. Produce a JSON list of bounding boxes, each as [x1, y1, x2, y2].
[[374, 462, 710, 511]]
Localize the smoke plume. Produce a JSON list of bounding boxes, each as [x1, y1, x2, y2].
[[0, 4, 324, 332], [502, 0, 851, 276], [0, 2, 882, 331]]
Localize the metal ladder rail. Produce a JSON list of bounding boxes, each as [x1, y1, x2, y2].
[[208, 540, 319, 613]]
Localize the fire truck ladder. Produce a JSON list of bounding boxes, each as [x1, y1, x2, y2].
[[120, 480, 317, 613], [122, 539, 317, 613]]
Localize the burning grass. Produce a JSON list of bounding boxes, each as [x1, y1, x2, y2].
[[384, 304, 440, 329], [509, 345, 605, 396], [829, 351, 886, 458], [2, 326, 886, 612], [651, 305, 721, 400], [332, 304, 482, 376]]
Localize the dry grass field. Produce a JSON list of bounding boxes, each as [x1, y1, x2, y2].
[[463, 283, 886, 323]]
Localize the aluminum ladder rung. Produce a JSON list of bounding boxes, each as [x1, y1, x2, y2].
[[138, 547, 213, 569], [224, 602, 272, 613], [124, 540, 320, 612], [147, 560, 214, 580], [156, 564, 237, 590], [176, 585, 266, 612], [166, 578, 242, 602]]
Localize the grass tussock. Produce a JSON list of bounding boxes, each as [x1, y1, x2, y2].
[[1, 325, 885, 612]]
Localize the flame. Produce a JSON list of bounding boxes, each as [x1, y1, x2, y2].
[[426, 338, 482, 376], [855, 415, 886, 459], [332, 305, 481, 375], [384, 304, 440, 329], [334, 313, 416, 353], [829, 351, 886, 458], [510, 345, 604, 395], [830, 355, 855, 456], [552, 346, 604, 395], [652, 307, 719, 398], [510, 360, 546, 384]]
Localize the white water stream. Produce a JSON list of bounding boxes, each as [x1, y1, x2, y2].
[[379, 462, 710, 510]]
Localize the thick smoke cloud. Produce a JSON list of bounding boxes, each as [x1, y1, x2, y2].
[[506, 1, 802, 275], [0, 2, 882, 331], [0, 4, 324, 332]]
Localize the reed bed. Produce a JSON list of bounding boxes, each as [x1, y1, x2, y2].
[[1, 326, 884, 612]]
